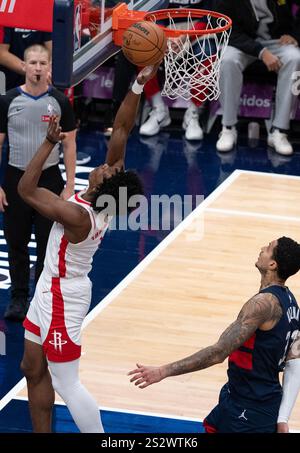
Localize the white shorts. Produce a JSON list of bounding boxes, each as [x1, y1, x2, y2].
[[23, 276, 91, 362]]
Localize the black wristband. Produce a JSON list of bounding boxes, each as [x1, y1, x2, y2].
[[46, 136, 59, 145]]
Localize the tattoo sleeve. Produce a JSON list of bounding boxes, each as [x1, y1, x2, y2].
[[164, 293, 282, 377]]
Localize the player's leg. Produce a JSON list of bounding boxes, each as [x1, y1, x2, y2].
[[44, 279, 103, 432], [21, 336, 54, 432], [269, 43, 300, 131], [267, 42, 300, 155], [217, 46, 255, 152], [48, 359, 104, 433]]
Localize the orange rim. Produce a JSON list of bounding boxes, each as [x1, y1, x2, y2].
[[144, 8, 232, 37]]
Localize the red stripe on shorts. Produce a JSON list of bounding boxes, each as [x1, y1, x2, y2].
[[23, 317, 41, 337], [43, 277, 81, 362], [203, 418, 218, 433]]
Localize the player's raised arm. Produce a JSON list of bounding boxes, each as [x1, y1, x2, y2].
[[18, 116, 90, 241], [129, 292, 282, 388], [105, 62, 161, 169]]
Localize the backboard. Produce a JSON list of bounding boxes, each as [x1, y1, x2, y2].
[[0, 0, 168, 89]]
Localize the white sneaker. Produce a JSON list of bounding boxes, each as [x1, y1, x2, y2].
[[216, 126, 237, 152], [139, 107, 171, 136], [182, 110, 203, 141], [267, 129, 293, 156]]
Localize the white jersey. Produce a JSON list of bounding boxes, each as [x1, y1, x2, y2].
[[42, 191, 110, 280]]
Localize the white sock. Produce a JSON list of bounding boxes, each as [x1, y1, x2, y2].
[[48, 359, 104, 433]]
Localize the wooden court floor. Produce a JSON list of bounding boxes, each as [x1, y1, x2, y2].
[[20, 170, 300, 430]]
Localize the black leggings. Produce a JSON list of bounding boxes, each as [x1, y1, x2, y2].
[[3, 164, 64, 297]]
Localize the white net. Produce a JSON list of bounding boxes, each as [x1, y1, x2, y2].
[[149, 11, 231, 102]]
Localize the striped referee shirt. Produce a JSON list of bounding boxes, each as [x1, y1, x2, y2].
[[0, 87, 76, 170]]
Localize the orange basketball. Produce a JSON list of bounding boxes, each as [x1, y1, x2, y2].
[[122, 21, 167, 66]]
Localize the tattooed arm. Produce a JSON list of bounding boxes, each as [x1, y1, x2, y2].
[[128, 292, 282, 388], [277, 332, 300, 433]]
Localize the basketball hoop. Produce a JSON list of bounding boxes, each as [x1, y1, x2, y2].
[[112, 5, 232, 102]]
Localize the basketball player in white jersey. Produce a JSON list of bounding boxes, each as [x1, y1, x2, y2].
[[17, 63, 160, 433]]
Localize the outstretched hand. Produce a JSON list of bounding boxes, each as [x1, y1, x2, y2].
[[47, 115, 66, 143], [136, 59, 163, 85], [128, 363, 165, 389]]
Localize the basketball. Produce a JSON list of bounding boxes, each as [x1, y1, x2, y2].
[[122, 21, 167, 66]]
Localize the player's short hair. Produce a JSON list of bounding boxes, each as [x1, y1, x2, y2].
[[24, 44, 51, 62], [273, 236, 300, 280], [91, 170, 144, 215]]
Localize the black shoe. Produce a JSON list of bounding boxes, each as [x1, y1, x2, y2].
[[4, 297, 29, 322]]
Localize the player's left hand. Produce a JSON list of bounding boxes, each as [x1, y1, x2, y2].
[[47, 115, 66, 143], [128, 363, 165, 388], [277, 422, 289, 433], [279, 34, 298, 46], [136, 59, 163, 85]]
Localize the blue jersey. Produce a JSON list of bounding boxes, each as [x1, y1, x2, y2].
[[227, 285, 300, 408]]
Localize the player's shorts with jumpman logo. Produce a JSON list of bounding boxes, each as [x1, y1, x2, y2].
[[203, 383, 280, 433], [23, 274, 91, 362]]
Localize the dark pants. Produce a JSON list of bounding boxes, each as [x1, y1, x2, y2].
[[3, 164, 64, 298]]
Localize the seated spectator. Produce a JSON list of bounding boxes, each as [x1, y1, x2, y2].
[[216, 0, 300, 156]]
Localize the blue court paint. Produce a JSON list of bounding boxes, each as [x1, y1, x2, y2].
[[0, 399, 204, 433]]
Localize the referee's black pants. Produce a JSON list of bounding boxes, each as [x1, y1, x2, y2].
[[3, 164, 64, 299]]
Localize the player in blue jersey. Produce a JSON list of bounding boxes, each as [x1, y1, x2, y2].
[[129, 237, 300, 433]]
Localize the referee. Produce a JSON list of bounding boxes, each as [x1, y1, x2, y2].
[[0, 44, 76, 321]]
